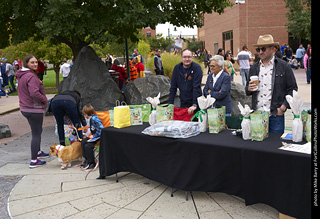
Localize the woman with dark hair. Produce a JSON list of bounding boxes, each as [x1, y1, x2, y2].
[[50, 90, 87, 146], [304, 47, 312, 84], [16, 54, 49, 168]]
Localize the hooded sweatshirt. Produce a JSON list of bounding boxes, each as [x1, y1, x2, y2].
[[16, 67, 47, 113]]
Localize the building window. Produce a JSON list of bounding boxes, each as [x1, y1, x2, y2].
[[222, 30, 233, 54], [147, 32, 151, 37]]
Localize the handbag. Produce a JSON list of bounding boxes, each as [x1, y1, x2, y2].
[[114, 101, 131, 128], [156, 104, 174, 123], [207, 106, 226, 134], [250, 110, 269, 141]]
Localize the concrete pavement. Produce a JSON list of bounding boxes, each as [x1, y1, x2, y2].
[[0, 68, 311, 218]]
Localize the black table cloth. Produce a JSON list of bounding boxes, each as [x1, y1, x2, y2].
[[99, 123, 311, 218]]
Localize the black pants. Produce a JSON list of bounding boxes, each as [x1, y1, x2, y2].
[[81, 137, 98, 164], [21, 111, 44, 160]]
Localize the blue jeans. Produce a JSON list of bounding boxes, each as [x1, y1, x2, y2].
[[240, 69, 249, 86], [51, 99, 83, 145], [269, 115, 285, 134]]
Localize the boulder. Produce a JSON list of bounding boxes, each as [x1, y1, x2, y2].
[[0, 123, 11, 139], [230, 81, 252, 116], [59, 46, 123, 111], [123, 75, 171, 105]]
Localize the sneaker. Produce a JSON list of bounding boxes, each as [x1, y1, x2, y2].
[[29, 159, 46, 168], [86, 163, 96, 170], [37, 151, 50, 159], [81, 160, 88, 168]]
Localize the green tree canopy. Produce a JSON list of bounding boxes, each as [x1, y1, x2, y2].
[[284, 0, 311, 41], [1, 0, 233, 58]]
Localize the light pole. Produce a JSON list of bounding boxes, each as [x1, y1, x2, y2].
[[168, 26, 177, 54]]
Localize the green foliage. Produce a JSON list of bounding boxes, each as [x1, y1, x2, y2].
[[146, 53, 203, 79], [284, 0, 311, 41], [148, 34, 169, 51], [1, 0, 233, 57]]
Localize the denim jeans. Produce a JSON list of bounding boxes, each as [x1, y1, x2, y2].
[[269, 115, 285, 134], [51, 99, 83, 145], [240, 68, 249, 86]]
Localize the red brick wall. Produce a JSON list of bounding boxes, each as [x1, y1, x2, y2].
[[198, 0, 289, 56], [142, 27, 156, 38]]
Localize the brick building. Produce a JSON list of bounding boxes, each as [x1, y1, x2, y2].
[[198, 0, 289, 56], [142, 27, 156, 38]]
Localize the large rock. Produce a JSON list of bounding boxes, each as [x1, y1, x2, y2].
[[123, 75, 171, 105], [0, 123, 11, 139], [230, 81, 252, 116], [59, 46, 123, 111]]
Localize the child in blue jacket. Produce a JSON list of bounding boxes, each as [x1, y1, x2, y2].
[[81, 104, 104, 170]]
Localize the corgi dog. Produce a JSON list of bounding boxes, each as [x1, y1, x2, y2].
[[49, 142, 82, 169]]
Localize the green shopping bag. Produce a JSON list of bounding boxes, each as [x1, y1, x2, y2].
[[250, 111, 269, 141], [129, 104, 151, 122], [109, 110, 114, 127], [156, 104, 174, 123], [306, 114, 311, 142], [207, 106, 226, 134], [130, 107, 143, 125]]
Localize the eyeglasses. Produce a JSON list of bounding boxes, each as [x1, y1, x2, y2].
[[209, 64, 216, 68], [182, 56, 193, 59], [256, 47, 271, 53]]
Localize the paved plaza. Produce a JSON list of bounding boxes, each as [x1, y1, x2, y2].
[[0, 69, 311, 218]]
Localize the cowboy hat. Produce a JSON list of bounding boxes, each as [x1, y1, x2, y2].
[[253, 34, 279, 47]]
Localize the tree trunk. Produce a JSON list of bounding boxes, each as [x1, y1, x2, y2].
[[54, 64, 60, 89]]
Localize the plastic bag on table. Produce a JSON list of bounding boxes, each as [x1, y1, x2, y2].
[[238, 102, 252, 140], [142, 120, 200, 138], [146, 93, 160, 125], [286, 91, 304, 142]]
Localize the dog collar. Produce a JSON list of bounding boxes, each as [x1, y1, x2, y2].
[[55, 145, 65, 157]]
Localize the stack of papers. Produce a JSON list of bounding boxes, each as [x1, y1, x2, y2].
[[279, 142, 311, 154]]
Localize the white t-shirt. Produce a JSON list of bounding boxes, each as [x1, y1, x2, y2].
[[236, 51, 252, 69], [60, 63, 70, 78]]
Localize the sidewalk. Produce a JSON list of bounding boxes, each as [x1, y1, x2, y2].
[[0, 68, 311, 218]]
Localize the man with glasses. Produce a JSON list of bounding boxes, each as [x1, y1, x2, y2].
[[169, 49, 203, 115], [246, 34, 298, 134], [154, 49, 164, 75]]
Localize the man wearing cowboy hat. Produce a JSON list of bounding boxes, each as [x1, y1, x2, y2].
[[245, 34, 298, 134]]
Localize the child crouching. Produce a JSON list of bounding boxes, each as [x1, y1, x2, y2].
[[81, 104, 103, 170]]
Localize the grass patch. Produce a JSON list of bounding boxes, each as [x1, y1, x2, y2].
[[3, 69, 62, 96]]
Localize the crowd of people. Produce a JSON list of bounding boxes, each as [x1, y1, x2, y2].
[[11, 34, 311, 170]]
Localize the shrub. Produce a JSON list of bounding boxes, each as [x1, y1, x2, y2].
[[145, 54, 204, 79]]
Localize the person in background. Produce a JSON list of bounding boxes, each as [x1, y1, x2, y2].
[[280, 43, 287, 56], [124, 60, 137, 82], [206, 50, 213, 74], [169, 49, 203, 115], [105, 54, 112, 70], [274, 45, 282, 59], [217, 48, 225, 56], [37, 60, 45, 81], [246, 34, 298, 134], [133, 56, 145, 78], [5, 60, 16, 92], [131, 48, 143, 64], [236, 45, 252, 86], [16, 54, 49, 168], [203, 55, 232, 115], [60, 58, 70, 80], [81, 104, 103, 170], [110, 59, 125, 90], [295, 44, 305, 69], [154, 49, 164, 75], [284, 45, 293, 61], [304, 47, 311, 84], [224, 53, 236, 81]]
